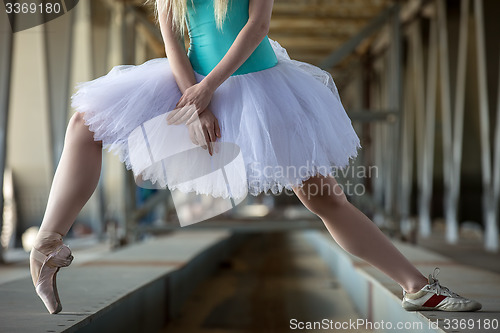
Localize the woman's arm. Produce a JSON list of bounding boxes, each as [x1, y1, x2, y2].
[[201, 0, 274, 92], [157, 0, 197, 94], [159, 1, 221, 154], [168, 0, 274, 125]]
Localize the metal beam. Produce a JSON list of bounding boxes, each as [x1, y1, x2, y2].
[[0, 7, 14, 264], [319, 5, 397, 69], [272, 2, 392, 20], [370, 58, 387, 226], [347, 110, 398, 122], [44, 4, 76, 172], [493, 44, 500, 251], [419, 14, 438, 237], [269, 17, 366, 36], [410, 20, 426, 237], [448, 0, 469, 245], [400, 47, 415, 237], [127, 5, 163, 43], [389, 3, 403, 230], [474, 0, 498, 252], [437, 0, 458, 243]]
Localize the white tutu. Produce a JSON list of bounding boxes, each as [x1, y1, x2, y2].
[[70, 39, 361, 199]]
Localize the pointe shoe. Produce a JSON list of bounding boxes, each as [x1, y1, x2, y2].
[[30, 244, 74, 314]]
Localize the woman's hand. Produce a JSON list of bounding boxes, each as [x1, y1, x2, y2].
[[167, 81, 215, 125], [186, 108, 221, 156], [200, 0, 274, 91]]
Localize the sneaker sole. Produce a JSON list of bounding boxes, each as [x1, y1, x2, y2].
[[402, 299, 482, 312]]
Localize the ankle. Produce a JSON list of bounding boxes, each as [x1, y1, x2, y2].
[[33, 230, 64, 254], [405, 287, 423, 294], [403, 276, 428, 294]]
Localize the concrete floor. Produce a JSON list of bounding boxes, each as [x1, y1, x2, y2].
[[3, 221, 497, 333], [307, 230, 500, 333], [0, 235, 112, 285], [0, 231, 237, 333], [416, 222, 500, 275], [163, 232, 372, 333]]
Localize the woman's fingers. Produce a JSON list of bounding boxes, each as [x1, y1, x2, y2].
[[177, 105, 198, 124], [214, 119, 221, 138], [185, 109, 201, 125], [195, 126, 207, 151], [207, 123, 216, 143], [188, 125, 199, 146], [193, 122, 214, 155], [167, 107, 185, 124], [167, 96, 185, 123], [170, 82, 214, 125], [203, 128, 214, 155], [185, 109, 221, 156], [168, 105, 197, 125], [175, 95, 185, 108], [207, 124, 219, 156]]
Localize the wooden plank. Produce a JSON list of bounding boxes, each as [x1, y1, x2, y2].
[[267, 35, 343, 52], [270, 17, 367, 37], [273, 1, 391, 19]]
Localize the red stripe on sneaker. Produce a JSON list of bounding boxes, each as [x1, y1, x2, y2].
[[422, 294, 447, 307]]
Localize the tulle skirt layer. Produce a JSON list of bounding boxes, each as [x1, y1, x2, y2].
[[70, 40, 361, 199]]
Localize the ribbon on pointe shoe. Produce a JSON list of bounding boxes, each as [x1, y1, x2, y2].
[[30, 243, 74, 314], [31, 244, 73, 274]]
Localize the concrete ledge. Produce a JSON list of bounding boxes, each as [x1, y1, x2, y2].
[[303, 230, 500, 333], [0, 230, 248, 333]]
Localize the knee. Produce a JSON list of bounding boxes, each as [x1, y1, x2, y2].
[[66, 112, 102, 147], [67, 112, 86, 132], [299, 186, 349, 218]]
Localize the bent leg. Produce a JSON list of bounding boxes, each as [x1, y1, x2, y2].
[[38, 112, 103, 237], [293, 174, 428, 293]]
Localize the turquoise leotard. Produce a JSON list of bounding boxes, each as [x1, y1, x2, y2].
[[186, 0, 278, 76]]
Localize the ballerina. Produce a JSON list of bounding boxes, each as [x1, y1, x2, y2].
[[29, 0, 481, 314]]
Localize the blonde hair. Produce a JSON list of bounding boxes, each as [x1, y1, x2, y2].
[[147, 0, 230, 37]]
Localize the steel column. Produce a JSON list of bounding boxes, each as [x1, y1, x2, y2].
[[437, 0, 458, 243], [419, 14, 438, 237], [44, 3, 76, 173], [474, 0, 498, 251], [492, 44, 500, 252], [409, 20, 427, 237], [448, 0, 470, 244], [371, 58, 386, 226], [399, 47, 415, 237], [0, 8, 14, 263], [391, 3, 403, 231], [409, 20, 426, 238]]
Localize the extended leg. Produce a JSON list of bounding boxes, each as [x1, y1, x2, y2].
[[31, 112, 102, 286], [293, 174, 428, 293], [38, 112, 102, 236]]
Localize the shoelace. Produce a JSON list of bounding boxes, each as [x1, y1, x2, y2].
[[428, 267, 461, 298]]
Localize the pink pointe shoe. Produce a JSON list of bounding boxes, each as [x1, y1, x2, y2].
[[30, 244, 74, 314]]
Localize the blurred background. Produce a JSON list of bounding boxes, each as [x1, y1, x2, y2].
[[0, 0, 499, 332]]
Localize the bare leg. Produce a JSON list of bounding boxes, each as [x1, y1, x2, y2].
[[31, 112, 102, 286], [293, 174, 428, 293], [39, 112, 102, 236]]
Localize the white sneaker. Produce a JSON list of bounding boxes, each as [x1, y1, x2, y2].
[[402, 268, 482, 312]]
